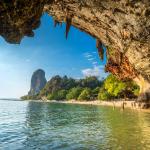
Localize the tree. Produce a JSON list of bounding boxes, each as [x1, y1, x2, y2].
[[40, 75, 76, 98], [40, 75, 62, 96], [22, 73, 140, 101], [47, 93, 55, 100], [66, 87, 82, 100], [61, 76, 77, 90], [21, 94, 40, 100], [92, 87, 100, 100], [132, 84, 140, 96], [57, 90, 68, 100], [98, 74, 140, 100], [104, 74, 126, 98], [47, 90, 68, 100], [98, 87, 112, 100], [78, 76, 102, 89], [78, 88, 92, 101]]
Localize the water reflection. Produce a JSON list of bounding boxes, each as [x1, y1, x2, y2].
[[100, 108, 150, 149], [24, 102, 111, 149], [0, 100, 150, 150]]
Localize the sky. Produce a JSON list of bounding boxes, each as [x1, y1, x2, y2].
[[0, 13, 108, 98]]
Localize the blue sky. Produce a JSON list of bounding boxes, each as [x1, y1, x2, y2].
[[0, 14, 108, 98]]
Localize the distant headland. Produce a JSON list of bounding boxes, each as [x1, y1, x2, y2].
[[21, 69, 139, 103]]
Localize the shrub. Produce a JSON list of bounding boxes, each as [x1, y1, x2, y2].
[[78, 88, 92, 101], [66, 87, 82, 100], [104, 74, 126, 97], [57, 90, 68, 100], [98, 87, 112, 100], [21, 94, 39, 100], [98, 74, 140, 100], [47, 93, 54, 100], [92, 87, 100, 100], [47, 90, 68, 100]]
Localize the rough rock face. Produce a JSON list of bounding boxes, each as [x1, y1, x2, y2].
[[28, 69, 47, 96], [0, 0, 150, 100], [0, 0, 46, 43]]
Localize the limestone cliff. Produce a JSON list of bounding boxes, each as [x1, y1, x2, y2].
[[0, 0, 150, 101], [28, 69, 47, 96]]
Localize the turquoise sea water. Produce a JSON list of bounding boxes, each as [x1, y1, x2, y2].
[[0, 100, 150, 150]]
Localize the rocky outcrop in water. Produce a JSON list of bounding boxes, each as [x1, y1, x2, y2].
[[0, 0, 150, 101], [28, 69, 47, 96]]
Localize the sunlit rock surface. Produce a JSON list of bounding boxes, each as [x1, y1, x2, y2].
[[28, 69, 47, 96], [0, 0, 150, 100]]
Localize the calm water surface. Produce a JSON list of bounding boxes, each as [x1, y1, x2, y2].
[[0, 100, 150, 150]]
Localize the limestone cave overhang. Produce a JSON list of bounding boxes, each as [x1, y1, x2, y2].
[[0, 0, 150, 100]]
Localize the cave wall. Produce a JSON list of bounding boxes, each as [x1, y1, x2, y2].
[[0, 0, 46, 43], [0, 0, 150, 100]]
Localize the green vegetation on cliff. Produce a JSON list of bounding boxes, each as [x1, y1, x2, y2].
[[21, 74, 140, 101], [98, 74, 140, 100], [66, 87, 82, 100], [78, 88, 92, 101]]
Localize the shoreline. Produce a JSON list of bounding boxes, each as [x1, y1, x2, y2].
[[28, 99, 150, 112]]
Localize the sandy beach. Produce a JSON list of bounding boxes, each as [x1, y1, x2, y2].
[[33, 99, 150, 112]]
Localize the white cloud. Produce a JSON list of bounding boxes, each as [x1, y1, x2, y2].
[[81, 66, 108, 79], [83, 52, 93, 58], [92, 61, 98, 65], [82, 66, 101, 77], [85, 54, 93, 58], [83, 52, 96, 62], [82, 51, 108, 79], [87, 57, 95, 61]]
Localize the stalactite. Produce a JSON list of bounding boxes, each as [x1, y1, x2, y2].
[[65, 16, 72, 39], [60, 22, 62, 27], [96, 39, 104, 60], [54, 19, 59, 27]]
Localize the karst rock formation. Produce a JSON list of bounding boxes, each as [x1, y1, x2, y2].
[[28, 69, 47, 96], [0, 0, 150, 101]]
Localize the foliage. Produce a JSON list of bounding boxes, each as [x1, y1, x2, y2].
[[104, 74, 126, 97], [127, 81, 140, 97], [133, 86, 140, 96], [98, 87, 112, 100], [21, 94, 39, 100], [92, 87, 100, 99], [47, 90, 68, 100], [39, 75, 102, 100], [40, 75, 76, 97], [98, 74, 140, 100], [57, 90, 68, 100], [21, 74, 140, 101], [78, 88, 92, 101], [78, 76, 102, 89], [47, 93, 54, 100], [66, 87, 82, 100]]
